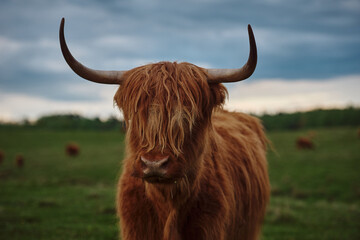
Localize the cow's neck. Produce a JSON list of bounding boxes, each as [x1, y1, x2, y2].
[[143, 127, 214, 240]]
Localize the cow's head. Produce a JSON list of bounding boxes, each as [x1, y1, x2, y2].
[[59, 18, 257, 185]]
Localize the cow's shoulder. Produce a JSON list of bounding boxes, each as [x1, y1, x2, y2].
[[212, 109, 267, 149]]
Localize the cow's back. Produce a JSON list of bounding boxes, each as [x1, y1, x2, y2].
[[212, 110, 270, 239]]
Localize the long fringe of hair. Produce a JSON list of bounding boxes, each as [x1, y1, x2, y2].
[[114, 61, 227, 156]]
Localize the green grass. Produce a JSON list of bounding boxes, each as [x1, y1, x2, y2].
[[0, 129, 124, 240], [0, 127, 359, 239], [264, 127, 360, 239]]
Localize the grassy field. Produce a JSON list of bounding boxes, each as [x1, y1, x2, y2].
[[0, 127, 359, 239]]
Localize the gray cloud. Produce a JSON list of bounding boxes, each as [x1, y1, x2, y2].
[[0, 0, 359, 117]]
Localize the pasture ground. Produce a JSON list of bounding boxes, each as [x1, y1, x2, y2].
[[0, 127, 359, 239]]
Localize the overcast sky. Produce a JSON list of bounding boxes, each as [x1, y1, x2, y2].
[[1, 0, 359, 121]]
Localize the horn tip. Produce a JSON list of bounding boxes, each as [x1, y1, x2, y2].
[[247, 24, 255, 39]]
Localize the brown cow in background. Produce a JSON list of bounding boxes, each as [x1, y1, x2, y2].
[[0, 150, 4, 165], [296, 131, 316, 150], [60, 18, 270, 240], [15, 154, 24, 168], [296, 137, 314, 149], [65, 143, 80, 157]]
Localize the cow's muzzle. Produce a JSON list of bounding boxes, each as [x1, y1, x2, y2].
[[141, 155, 170, 183]]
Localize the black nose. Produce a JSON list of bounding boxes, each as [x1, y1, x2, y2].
[[140, 155, 169, 175]]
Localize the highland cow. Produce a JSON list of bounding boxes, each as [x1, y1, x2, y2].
[[15, 154, 24, 168], [296, 137, 314, 150], [66, 143, 80, 157], [0, 150, 4, 165], [60, 18, 270, 240]]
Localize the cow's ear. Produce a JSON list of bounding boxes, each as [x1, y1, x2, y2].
[[209, 83, 228, 108]]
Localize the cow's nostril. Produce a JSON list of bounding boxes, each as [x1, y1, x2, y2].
[[140, 159, 147, 169], [159, 159, 169, 169]]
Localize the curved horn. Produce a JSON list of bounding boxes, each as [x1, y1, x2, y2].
[[59, 18, 125, 84], [206, 24, 257, 84]]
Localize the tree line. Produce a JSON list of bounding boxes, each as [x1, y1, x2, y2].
[[0, 107, 359, 131], [259, 107, 360, 131], [0, 114, 126, 131]]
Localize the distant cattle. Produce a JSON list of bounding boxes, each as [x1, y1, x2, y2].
[[296, 136, 314, 150], [0, 150, 4, 165], [358, 129, 360, 138], [65, 143, 80, 157], [15, 154, 24, 168]]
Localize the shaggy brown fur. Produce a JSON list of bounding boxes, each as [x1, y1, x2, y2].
[[65, 143, 80, 157], [114, 62, 270, 240]]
